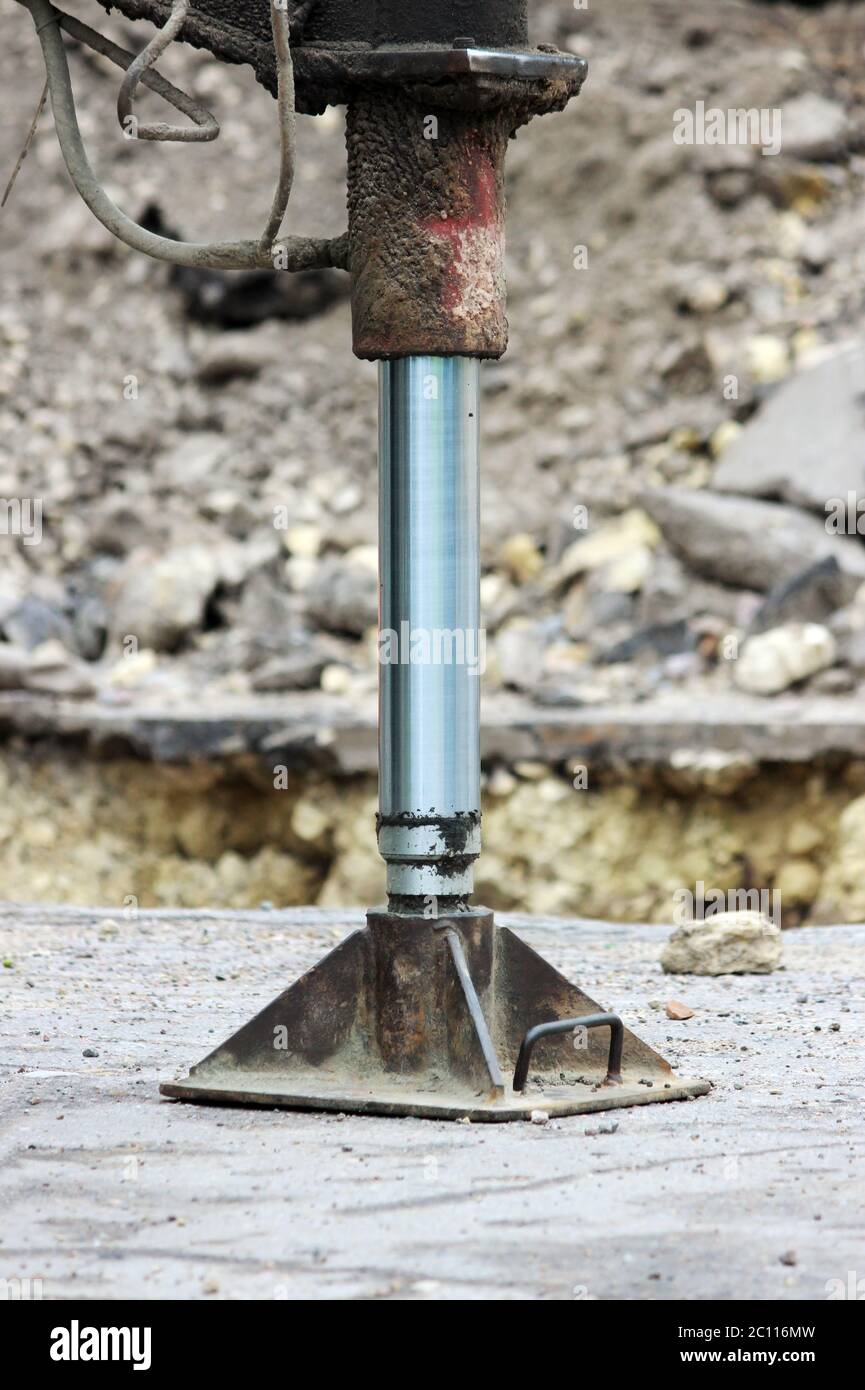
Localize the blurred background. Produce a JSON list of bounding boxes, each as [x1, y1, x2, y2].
[[1, 0, 864, 924]]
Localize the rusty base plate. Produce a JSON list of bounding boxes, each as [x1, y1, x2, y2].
[[160, 1075, 709, 1122], [161, 910, 711, 1122]]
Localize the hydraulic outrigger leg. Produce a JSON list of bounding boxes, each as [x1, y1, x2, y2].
[[160, 10, 710, 1120], [163, 349, 709, 1118]]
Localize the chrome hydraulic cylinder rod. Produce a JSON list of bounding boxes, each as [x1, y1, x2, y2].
[[378, 357, 482, 906]]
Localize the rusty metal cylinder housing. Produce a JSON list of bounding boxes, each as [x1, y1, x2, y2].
[[348, 93, 510, 361]]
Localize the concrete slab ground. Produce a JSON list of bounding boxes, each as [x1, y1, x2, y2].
[[0, 906, 862, 1302]]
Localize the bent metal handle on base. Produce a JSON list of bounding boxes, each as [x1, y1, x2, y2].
[[513, 1013, 625, 1093]]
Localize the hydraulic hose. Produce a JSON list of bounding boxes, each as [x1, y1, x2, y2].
[[15, 0, 347, 271]]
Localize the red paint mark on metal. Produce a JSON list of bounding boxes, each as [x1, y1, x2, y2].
[[421, 140, 502, 316]]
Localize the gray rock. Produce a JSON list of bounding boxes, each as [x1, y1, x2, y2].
[[750, 556, 856, 634], [562, 581, 634, 641], [705, 164, 754, 209], [2, 596, 74, 652], [0, 639, 98, 698], [0, 559, 29, 630], [154, 434, 232, 490], [250, 649, 330, 692], [195, 331, 276, 384], [233, 571, 307, 665], [780, 93, 847, 161], [657, 339, 714, 395], [599, 619, 696, 666], [641, 487, 865, 592], [87, 496, 164, 557], [71, 593, 108, 662], [713, 348, 865, 513], [304, 555, 378, 637], [634, 549, 690, 624], [840, 625, 865, 676], [108, 546, 221, 652], [0, 643, 29, 690], [96, 400, 164, 462], [809, 666, 856, 696], [637, 548, 749, 626], [661, 911, 782, 975], [800, 228, 832, 272], [733, 622, 837, 695], [24, 662, 96, 698], [496, 622, 547, 692]]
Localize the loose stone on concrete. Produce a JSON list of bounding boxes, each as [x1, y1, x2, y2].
[[661, 911, 783, 976]]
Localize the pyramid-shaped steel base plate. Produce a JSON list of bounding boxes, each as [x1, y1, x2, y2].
[[161, 910, 710, 1121]]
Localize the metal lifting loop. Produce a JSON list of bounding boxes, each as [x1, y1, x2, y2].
[[513, 1014, 625, 1093]]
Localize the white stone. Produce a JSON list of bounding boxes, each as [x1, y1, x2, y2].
[[733, 623, 836, 695], [661, 911, 782, 976], [498, 533, 544, 584], [549, 509, 660, 588], [109, 546, 221, 653], [745, 335, 790, 385], [283, 523, 323, 559], [781, 93, 847, 160], [104, 648, 158, 688], [291, 797, 331, 844]]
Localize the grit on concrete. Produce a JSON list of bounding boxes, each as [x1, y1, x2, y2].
[[0, 906, 862, 1302]]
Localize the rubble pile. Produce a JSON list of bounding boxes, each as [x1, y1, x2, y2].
[[3, 2, 865, 717]]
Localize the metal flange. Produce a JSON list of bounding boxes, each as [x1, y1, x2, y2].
[[289, 44, 588, 114], [161, 909, 711, 1122], [92, 0, 587, 112]]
